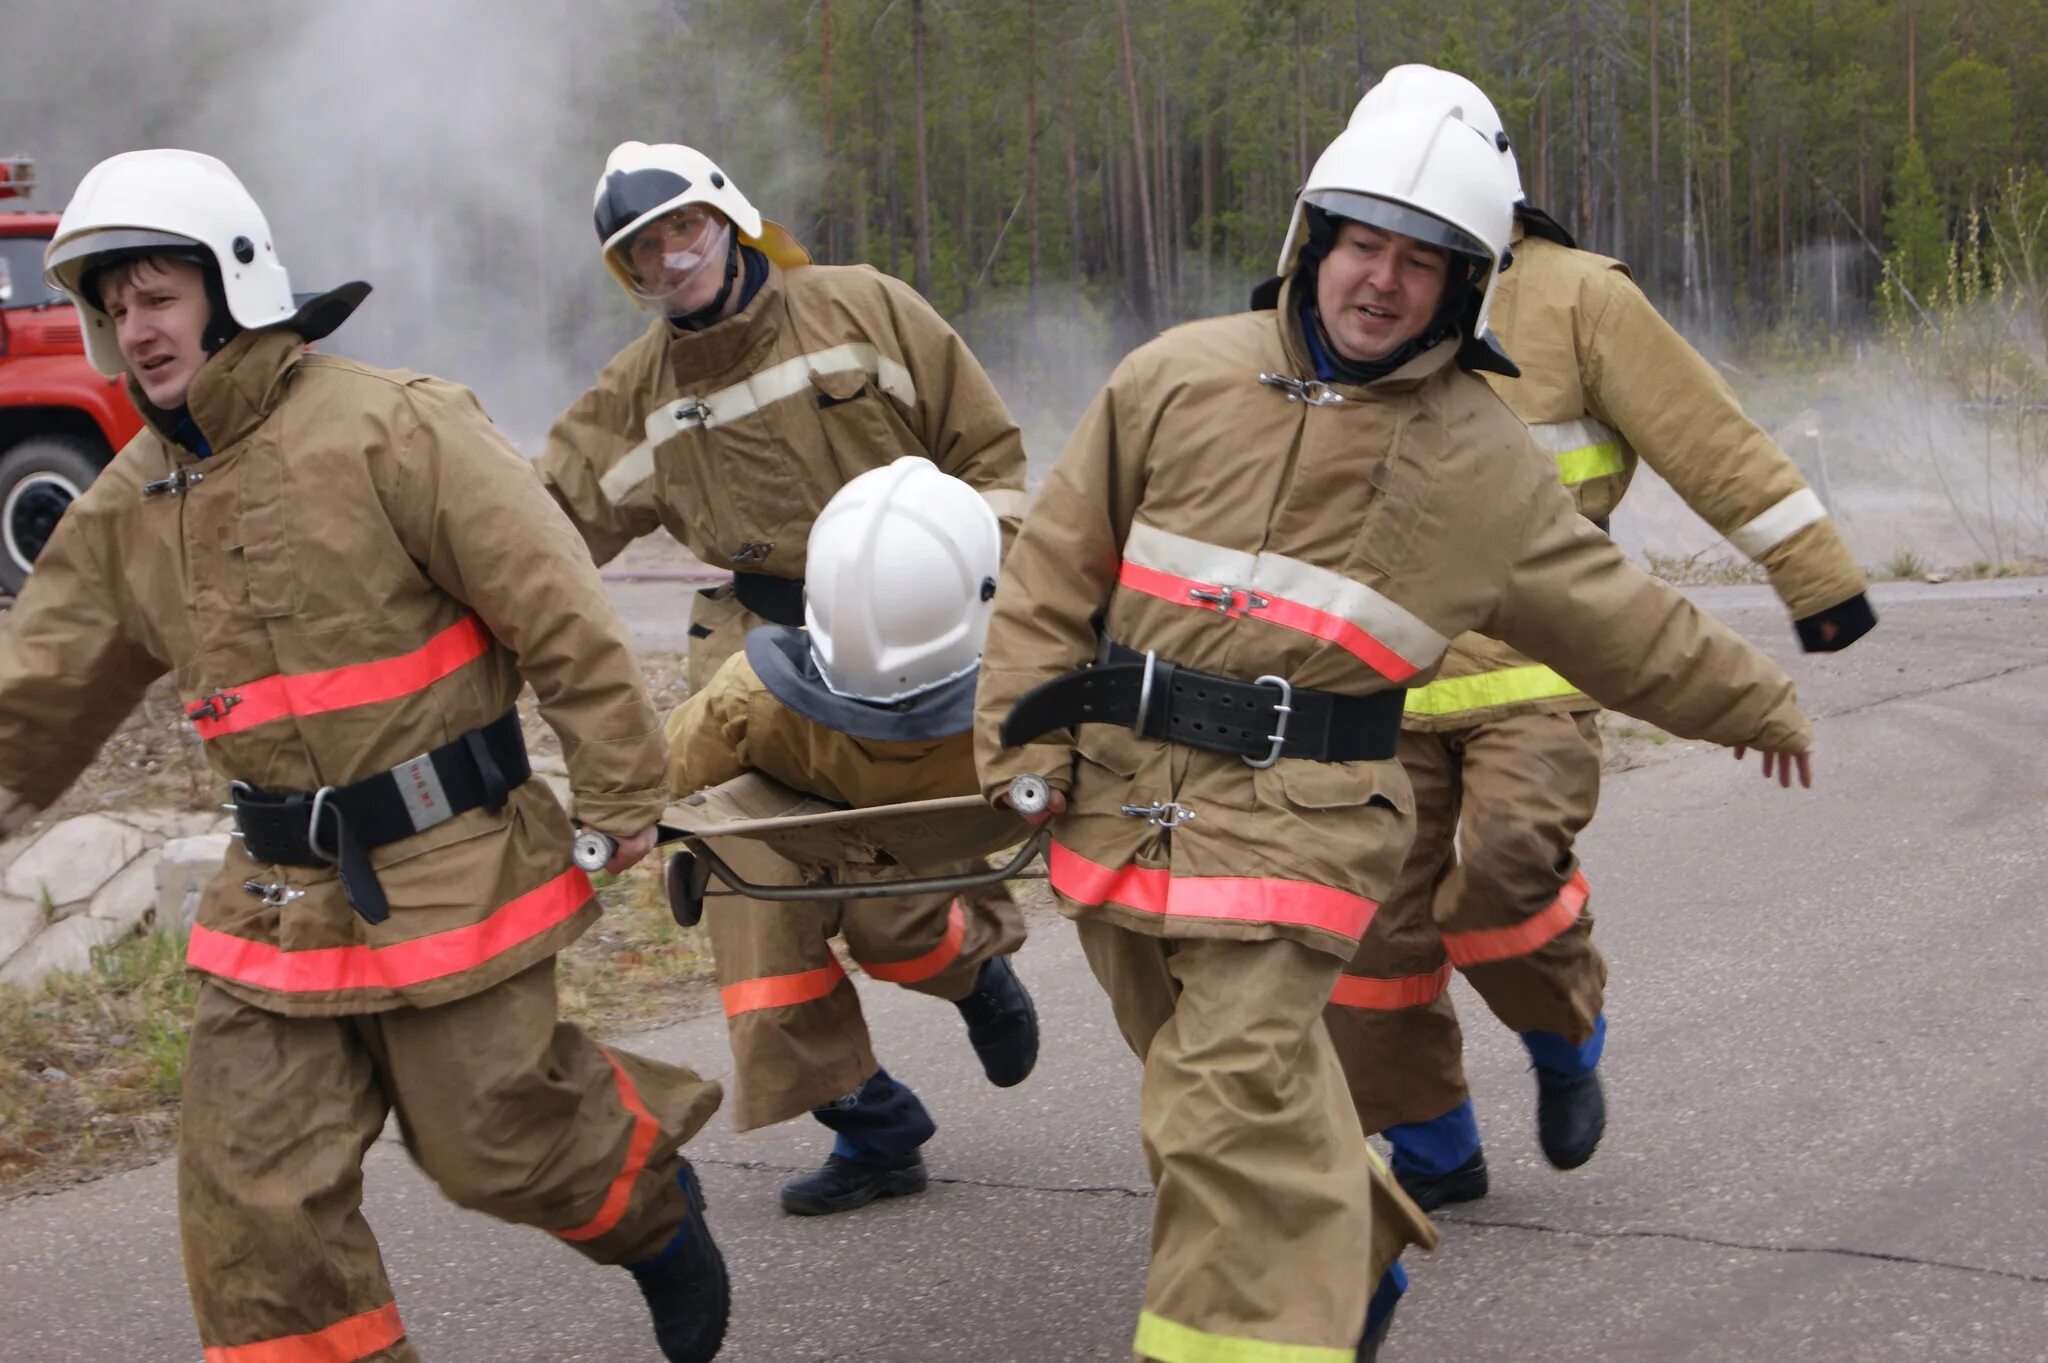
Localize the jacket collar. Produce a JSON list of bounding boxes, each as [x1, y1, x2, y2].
[[660, 260, 789, 387], [1274, 272, 1458, 397], [130, 326, 307, 460]]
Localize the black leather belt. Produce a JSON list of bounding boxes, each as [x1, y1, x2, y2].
[[999, 643, 1404, 766], [230, 710, 531, 925], [731, 571, 806, 627]]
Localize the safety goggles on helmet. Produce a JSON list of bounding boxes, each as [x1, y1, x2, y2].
[[1304, 190, 1491, 264]]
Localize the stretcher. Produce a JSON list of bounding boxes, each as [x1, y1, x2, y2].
[[640, 772, 1047, 926]]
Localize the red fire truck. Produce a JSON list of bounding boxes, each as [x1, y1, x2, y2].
[[0, 155, 145, 593]]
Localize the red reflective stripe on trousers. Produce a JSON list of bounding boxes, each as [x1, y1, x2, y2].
[[721, 957, 848, 1017], [555, 1050, 660, 1243], [189, 615, 493, 739], [186, 867, 590, 994], [1442, 870, 1591, 968], [1116, 560, 1421, 682], [1329, 962, 1453, 1010], [1049, 840, 1377, 938], [202, 1301, 404, 1363], [859, 900, 966, 984]]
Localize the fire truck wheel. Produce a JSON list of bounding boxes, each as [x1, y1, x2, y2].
[[0, 435, 102, 594]]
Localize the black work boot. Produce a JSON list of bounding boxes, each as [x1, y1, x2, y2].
[[1536, 1067, 1606, 1170], [954, 955, 1039, 1087], [780, 1152, 930, 1216], [1391, 1148, 1489, 1213], [628, 1162, 730, 1363]]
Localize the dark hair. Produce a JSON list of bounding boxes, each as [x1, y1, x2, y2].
[[86, 251, 206, 311]]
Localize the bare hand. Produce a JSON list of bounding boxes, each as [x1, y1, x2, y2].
[[599, 824, 660, 873], [997, 786, 1069, 828], [1731, 746, 1814, 789]]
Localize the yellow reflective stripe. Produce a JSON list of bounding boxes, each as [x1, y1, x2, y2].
[[1403, 664, 1584, 716], [1134, 1312, 1355, 1363], [1553, 440, 1626, 486]]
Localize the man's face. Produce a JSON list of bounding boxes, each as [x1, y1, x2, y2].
[[101, 258, 213, 410], [1314, 221, 1451, 364], [623, 205, 730, 315]]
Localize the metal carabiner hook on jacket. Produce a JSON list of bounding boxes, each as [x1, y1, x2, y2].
[[1257, 373, 1345, 407]]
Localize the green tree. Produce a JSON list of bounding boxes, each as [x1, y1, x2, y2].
[[1926, 57, 2016, 208], [1886, 137, 1949, 310]]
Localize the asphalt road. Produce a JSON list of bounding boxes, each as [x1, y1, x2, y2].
[[2, 578, 2045, 1362]]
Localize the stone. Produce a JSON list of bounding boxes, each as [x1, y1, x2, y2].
[[0, 892, 44, 966], [0, 913, 133, 987], [154, 834, 232, 934], [89, 854, 161, 929], [2, 814, 147, 909]]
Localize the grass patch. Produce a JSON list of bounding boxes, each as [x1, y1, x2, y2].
[[1641, 549, 1769, 587], [1879, 548, 1933, 580], [0, 930, 197, 1199]]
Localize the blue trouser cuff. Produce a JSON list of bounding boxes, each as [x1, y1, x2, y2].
[[812, 1066, 935, 1162], [1385, 1098, 1481, 1175], [1366, 1262, 1407, 1336], [1521, 1012, 1607, 1082]]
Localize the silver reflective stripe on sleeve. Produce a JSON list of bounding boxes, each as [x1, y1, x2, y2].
[[1727, 488, 1828, 559], [597, 434, 658, 503]]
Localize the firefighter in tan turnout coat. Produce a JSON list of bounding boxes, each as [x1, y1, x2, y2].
[[0, 152, 730, 1363], [1321, 68, 1875, 1212], [975, 104, 1817, 1363], [537, 144, 1036, 1203], [663, 458, 1036, 1216]]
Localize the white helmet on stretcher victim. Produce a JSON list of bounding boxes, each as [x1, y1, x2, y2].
[[1351, 64, 1524, 203], [803, 457, 1001, 704], [43, 149, 296, 376], [1276, 103, 1520, 339], [592, 141, 810, 305]]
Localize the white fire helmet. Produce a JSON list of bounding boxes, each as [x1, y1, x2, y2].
[[43, 150, 296, 377], [1276, 102, 1520, 339], [803, 457, 1001, 704], [592, 141, 810, 306], [1352, 65, 1524, 203]]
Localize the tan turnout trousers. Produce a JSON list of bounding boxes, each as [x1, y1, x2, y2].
[[1077, 921, 1435, 1363], [706, 838, 1025, 1129], [1326, 713, 1606, 1131], [178, 961, 721, 1361]]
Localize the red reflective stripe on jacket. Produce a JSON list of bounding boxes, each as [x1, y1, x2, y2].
[[721, 958, 848, 1017], [858, 900, 966, 984], [1329, 963, 1453, 1010], [555, 1050, 660, 1243], [202, 1301, 404, 1363], [186, 866, 590, 993], [1049, 839, 1377, 938], [1442, 870, 1591, 968], [188, 615, 493, 739], [1116, 560, 1420, 682]]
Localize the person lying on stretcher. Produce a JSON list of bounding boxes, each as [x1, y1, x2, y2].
[[661, 456, 1040, 1217]]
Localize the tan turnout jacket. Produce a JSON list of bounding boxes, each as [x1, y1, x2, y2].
[[0, 329, 669, 1016], [664, 652, 977, 806], [1404, 227, 1870, 728], [538, 260, 1028, 577], [974, 280, 1812, 961]]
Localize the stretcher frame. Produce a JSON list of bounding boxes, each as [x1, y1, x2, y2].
[[655, 772, 1046, 925]]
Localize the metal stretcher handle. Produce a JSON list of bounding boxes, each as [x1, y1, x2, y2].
[[664, 829, 1048, 926]]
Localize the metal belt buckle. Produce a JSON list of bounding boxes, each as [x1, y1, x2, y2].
[[1245, 675, 1294, 769], [306, 786, 342, 865], [1131, 649, 1159, 737], [224, 780, 252, 842]]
